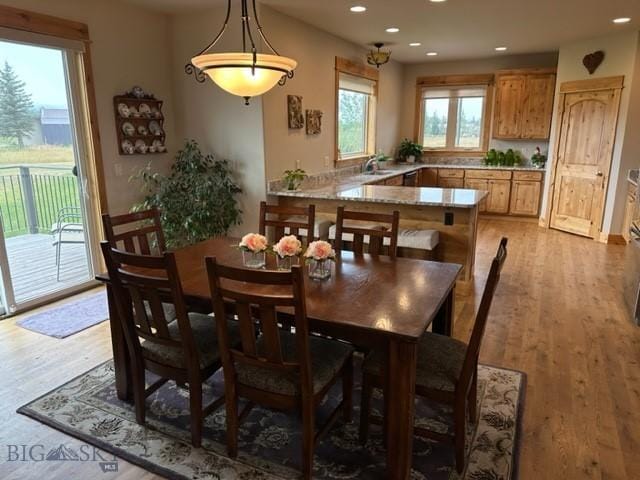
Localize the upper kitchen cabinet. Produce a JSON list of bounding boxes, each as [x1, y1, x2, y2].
[[493, 68, 557, 140]]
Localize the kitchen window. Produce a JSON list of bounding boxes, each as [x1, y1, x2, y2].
[[416, 75, 493, 155], [335, 58, 378, 163]]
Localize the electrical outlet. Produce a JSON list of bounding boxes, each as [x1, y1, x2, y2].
[[114, 163, 123, 177], [444, 211, 454, 226], [324, 155, 330, 167], [295, 159, 301, 169]]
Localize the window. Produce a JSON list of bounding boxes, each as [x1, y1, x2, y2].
[[335, 59, 378, 162], [416, 76, 493, 154]]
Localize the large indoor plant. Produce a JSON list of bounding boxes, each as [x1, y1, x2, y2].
[[398, 138, 423, 163], [131, 140, 242, 248]]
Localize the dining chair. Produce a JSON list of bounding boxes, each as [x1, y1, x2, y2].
[[102, 208, 166, 255], [206, 258, 354, 479], [101, 241, 240, 448], [359, 237, 508, 473], [259, 201, 325, 243], [331, 206, 400, 258]]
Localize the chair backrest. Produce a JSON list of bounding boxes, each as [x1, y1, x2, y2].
[[259, 201, 316, 244], [459, 237, 508, 389], [334, 206, 400, 258], [205, 258, 313, 398], [100, 241, 199, 373], [102, 208, 166, 255]]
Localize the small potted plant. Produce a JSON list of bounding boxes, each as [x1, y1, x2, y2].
[[273, 235, 302, 271], [304, 240, 336, 280], [238, 233, 268, 268], [283, 168, 307, 191], [531, 147, 547, 169], [397, 139, 423, 163]]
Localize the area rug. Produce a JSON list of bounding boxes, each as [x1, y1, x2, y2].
[[18, 359, 525, 479], [16, 291, 108, 338]]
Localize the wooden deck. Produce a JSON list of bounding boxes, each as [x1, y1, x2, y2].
[[5, 234, 90, 304]]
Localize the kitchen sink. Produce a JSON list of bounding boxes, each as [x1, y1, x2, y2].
[[364, 170, 393, 175]]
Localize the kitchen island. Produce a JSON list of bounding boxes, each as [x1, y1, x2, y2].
[[268, 165, 489, 282]]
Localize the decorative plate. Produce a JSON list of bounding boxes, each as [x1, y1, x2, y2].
[[121, 140, 134, 154], [121, 122, 135, 137], [117, 103, 130, 118], [138, 103, 151, 117], [149, 121, 163, 136], [129, 106, 139, 118], [137, 124, 149, 136], [134, 139, 148, 153], [131, 86, 145, 98], [151, 107, 162, 118], [152, 139, 166, 153]]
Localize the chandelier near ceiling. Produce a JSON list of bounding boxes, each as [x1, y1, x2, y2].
[[185, 0, 297, 105], [367, 42, 391, 68]]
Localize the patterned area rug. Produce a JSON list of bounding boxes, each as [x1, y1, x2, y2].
[[16, 291, 108, 338], [18, 359, 525, 479]]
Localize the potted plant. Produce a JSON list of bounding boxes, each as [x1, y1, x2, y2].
[[131, 140, 242, 248], [283, 168, 307, 190], [398, 139, 423, 163], [531, 147, 547, 169]]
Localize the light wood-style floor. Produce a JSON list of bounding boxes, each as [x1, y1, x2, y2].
[[0, 218, 638, 479]]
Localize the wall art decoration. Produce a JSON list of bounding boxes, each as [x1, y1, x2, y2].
[[114, 86, 166, 155], [583, 50, 605, 75], [287, 95, 304, 129], [305, 109, 322, 135]]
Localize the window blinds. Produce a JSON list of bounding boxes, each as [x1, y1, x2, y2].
[[422, 85, 486, 99], [339, 72, 376, 96], [0, 26, 85, 53]]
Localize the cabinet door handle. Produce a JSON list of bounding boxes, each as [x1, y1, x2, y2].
[[596, 171, 604, 177]]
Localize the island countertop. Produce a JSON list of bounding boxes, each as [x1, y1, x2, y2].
[[268, 163, 495, 208]]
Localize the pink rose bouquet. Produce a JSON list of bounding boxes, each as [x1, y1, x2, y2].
[[304, 240, 336, 262], [238, 233, 268, 253], [273, 235, 302, 258]]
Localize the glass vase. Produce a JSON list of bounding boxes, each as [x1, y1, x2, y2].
[[242, 250, 266, 269], [276, 255, 298, 271], [308, 258, 331, 280]]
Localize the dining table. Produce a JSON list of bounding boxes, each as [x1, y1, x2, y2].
[[96, 236, 461, 480]]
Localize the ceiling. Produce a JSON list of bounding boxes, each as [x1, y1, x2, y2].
[[124, 0, 640, 63]]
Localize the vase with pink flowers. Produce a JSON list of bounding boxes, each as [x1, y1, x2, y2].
[[273, 235, 302, 271], [304, 240, 336, 280], [238, 233, 268, 269]]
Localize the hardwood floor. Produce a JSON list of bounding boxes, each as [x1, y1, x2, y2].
[[0, 218, 638, 479]]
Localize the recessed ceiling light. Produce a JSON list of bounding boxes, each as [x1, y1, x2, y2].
[[350, 6, 366, 13], [430, 0, 447, 2], [426, 52, 438, 56], [409, 42, 422, 47], [495, 46, 508, 51], [613, 17, 631, 24], [385, 27, 400, 33]]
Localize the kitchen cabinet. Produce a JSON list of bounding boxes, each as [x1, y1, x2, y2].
[[465, 170, 512, 214], [464, 178, 488, 212], [493, 68, 556, 140], [437, 169, 464, 188], [384, 175, 404, 186], [403, 171, 418, 186], [419, 168, 437, 187], [622, 182, 638, 243], [510, 181, 541, 216], [486, 180, 511, 214]]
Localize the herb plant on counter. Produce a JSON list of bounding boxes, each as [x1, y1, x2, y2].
[[283, 168, 307, 190], [398, 139, 423, 162], [131, 140, 242, 248]]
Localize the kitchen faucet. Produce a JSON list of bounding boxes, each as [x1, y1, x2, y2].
[[363, 156, 378, 173]]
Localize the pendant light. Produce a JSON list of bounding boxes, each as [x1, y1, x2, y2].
[[185, 0, 297, 105], [366, 42, 391, 68]]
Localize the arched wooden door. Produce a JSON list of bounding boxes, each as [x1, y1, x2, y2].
[[550, 77, 623, 238]]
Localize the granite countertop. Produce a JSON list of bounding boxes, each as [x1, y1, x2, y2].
[[267, 162, 546, 208]]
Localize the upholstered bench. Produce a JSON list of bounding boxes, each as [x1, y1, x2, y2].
[[395, 229, 440, 260], [284, 217, 333, 241]]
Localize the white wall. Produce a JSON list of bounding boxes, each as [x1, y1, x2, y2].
[[259, 6, 404, 181], [169, 4, 266, 234], [541, 30, 640, 234], [0, 0, 177, 215]]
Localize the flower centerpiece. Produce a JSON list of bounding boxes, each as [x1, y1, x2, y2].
[[239, 233, 268, 268], [273, 235, 302, 271], [304, 240, 336, 280]]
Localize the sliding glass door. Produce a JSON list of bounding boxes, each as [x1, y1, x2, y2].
[[0, 35, 99, 313]]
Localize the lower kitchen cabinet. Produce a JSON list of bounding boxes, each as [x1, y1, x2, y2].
[[510, 180, 541, 216], [487, 180, 511, 214], [438, 177, 464, 188], [464, 178, 488, 212]]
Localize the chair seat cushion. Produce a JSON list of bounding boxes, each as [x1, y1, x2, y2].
[[142, 313, 239, 370], [236, 332, 353, 396], [362, 333, 467, 393], [284, 217, 333, 240], [395, 229, 440, 250], [328, 223, 385, 243]]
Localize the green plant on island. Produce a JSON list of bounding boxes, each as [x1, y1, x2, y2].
[[283, 168, 307, 190], [397, 138, 423, 162], [131, 140, 242, 249]]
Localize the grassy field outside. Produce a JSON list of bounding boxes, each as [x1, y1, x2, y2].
[[0, 145, 79, 237]]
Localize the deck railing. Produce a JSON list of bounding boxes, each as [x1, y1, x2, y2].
[[0, 165, 80, 237]]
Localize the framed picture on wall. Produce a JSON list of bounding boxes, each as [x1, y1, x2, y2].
[[287, 95, 304, 129], [306, 109, 322, 135]]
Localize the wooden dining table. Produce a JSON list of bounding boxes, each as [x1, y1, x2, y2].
[[96, 236, 461, 480]]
